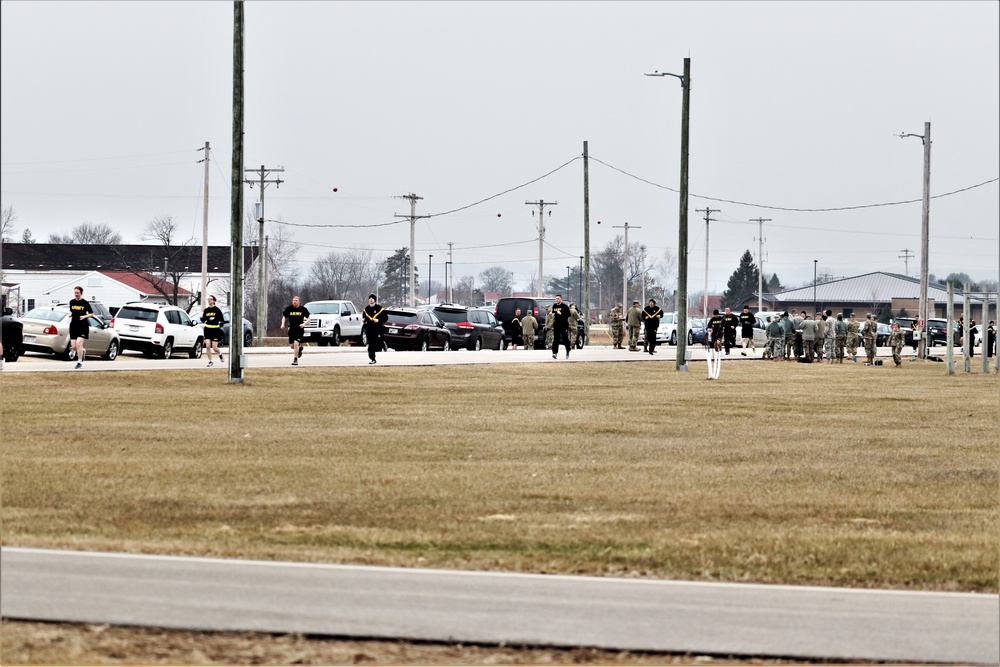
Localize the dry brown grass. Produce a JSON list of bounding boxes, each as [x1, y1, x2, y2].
[[1, 360, 996, 664]]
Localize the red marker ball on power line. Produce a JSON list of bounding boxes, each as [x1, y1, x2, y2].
[[332, 187, 338, 192], [497, 213, 501, 217], [597, 220, 601, 224]]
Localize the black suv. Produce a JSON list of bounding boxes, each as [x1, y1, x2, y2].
[[891, 317, 917, 347], [420, 304, 506, 350], [925, 318, 958, 347], [494, 297, 586, 349]]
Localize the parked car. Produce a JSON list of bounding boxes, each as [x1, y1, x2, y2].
[[221, 311, 253, 347], [112, 302, 204, 359], [19, 306, 120, 361], [302, 300, 363, 346], [494, 297, 586, 349], [421, 304, 505, 350], [382, 307, 451, 351], [687, 317, 708, 345], [2, 308, 24, 362]]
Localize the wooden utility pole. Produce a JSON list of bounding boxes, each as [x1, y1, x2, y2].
[[898, 248, 914, 276], [244, 165, 284, 345], [613, 222, 640, 309], [229, 0, 245, 383], [751, 217, 771, 313], [198, 141, 210, 314], [676, 57, 691, 371], [583, 141, 591, 336], [695, 208, 719, 318], [394, 193, 427, 307], [526, 200, 558, 297]]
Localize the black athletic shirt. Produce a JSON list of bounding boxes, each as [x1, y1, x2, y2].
[[551, 302, 570, 331], [201, 305, 224, 329], [739, 311, 755, 333], [68, 298, 93, 325], [283, 304, 310, 329]]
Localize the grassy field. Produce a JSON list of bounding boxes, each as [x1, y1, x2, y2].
[[1, 359, 997, 664]]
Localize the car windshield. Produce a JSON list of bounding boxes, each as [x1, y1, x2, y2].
[[24, 308, 67, 322], [116, 306, 158, 322], [434, 309, 469, 323], [386, 311, 417, 324], [306, 302, 340, 314]]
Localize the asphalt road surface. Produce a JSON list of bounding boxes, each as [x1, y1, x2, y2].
[[2, 548, 997, 664]]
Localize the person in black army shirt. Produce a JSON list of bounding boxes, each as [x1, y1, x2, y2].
[[511, 308, 523, 350], [68, 285, 96, 369], [641, 299, 663, 356], [363, 294, 388, 365], [200, 295, 225, 367], [550, 294, 572, 359], [281, 295, 310, 366], [739, 305, 756, 356], [707, 309, 725, 352], [721, 307, 739, 355]]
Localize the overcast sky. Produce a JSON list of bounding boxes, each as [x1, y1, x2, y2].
[[2, 1, 997, 294]]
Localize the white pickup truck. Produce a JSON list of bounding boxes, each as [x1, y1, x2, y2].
[[302, 300, 364, 346]]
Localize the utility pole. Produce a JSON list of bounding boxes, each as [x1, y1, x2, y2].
[[696, 208, 719, 318], [898, 248, 914, 277], [427, 255, 433, 304], [447, 241, 454, 302], [244, 164, 284, 346], [751, 218, 771, 313], [583, 140, 591, 337], [898, 122, 931, 359], [613, 222, 640, 309], [395, 193, 427, 307], [229, 0, 245, 384], [198, 141, 210, 313], [526, 200, 557, 297]]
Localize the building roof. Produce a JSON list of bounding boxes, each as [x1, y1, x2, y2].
[[772, 272, 972, 304], [1, 243, 257, 272], [42, 270, 191, 297]]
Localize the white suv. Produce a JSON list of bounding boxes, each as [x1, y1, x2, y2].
[[112, 302, 204, 359]]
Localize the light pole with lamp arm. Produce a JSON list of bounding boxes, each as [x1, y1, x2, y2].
[[813, 260, 818, 314], [646, 57, 691, 371], [427, 255, 433, 304], [898, 123, 931, 359]]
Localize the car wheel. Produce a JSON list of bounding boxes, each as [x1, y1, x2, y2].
[[688, 331, 694, 345], [3, 345, 20, 362], [142, 348, 154, 358], [332, 328, 341, 346], [420, 339, 429, 352], [189, 338, 204, 359], [442, 338, 451, 351], [103, 340, 119, 361], [670, 331, 677, 346], [244, 330, 253, 347], [473, 337, 482, 351], [160, 339, 174, 359], [498, 337, 507, 350]]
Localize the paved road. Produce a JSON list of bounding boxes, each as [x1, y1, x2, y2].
[[2, 342, 903, 372], [2, 548, 997, 664]]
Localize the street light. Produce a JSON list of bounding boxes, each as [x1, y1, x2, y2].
[[898, 123, 931, 359], [813, 260, 818, 314], [647, 58, 692, 371], [428, 255, 433, 304], [566, 266, 571, 297], [579, 256, 584, 306], [444, 261, 452, 303]]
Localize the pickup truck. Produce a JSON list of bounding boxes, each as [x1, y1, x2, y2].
[[302, 300, 364, 346]]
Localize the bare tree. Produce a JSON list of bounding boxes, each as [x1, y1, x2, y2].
[[306, 247, 384, 307], [479, 265, 512, 294], [1, 206, 16, 243], [452, 275, 477, 306], [48, 221, 123, 244], [114, 215, 195, 307]]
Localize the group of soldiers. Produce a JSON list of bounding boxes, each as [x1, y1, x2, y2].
[[760, 310, 896, 365], [510, 297, 583, 353], [607, 299, 665, 355]]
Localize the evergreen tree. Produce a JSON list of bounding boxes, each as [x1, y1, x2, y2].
[[380, 248, 415, 306], [767, 273, 782, 292], [721, 250, 760, 309]]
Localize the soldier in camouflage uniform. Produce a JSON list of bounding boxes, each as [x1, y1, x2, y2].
[[823, 310, 837, 362], [521, 309, 538, 350], [568, 303, 580, 348], [846, 313, 860, 363], [888, 322, 905, 366], [609, 302, 624, 349], [862, 314, 877, 365], [544, 305, 554, 349], [834, 313, 847, 363], [766, 316, 784, 361], [625, 299, 642, 351]]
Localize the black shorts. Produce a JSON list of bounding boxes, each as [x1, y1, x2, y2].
[[70, 322, 89, 340], [288, 327, 304, 343], [741, 326, 754, 338], [204, 327, 222, 342]]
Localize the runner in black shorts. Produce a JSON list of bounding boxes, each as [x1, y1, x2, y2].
[[201, 295, 225, 367], [281, 296, 310, 366], [68, 285, 96, 369]]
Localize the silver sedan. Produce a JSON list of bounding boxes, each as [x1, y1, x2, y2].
[[19, 307, 121, 361]]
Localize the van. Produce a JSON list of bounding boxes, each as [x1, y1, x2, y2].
[[494, 297, 586, 349]]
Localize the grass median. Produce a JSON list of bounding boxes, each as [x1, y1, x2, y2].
[[1, 360, 996, 592]]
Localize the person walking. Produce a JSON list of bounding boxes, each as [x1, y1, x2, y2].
[[608, 302, 625, 349], [707, 309, 724, 351], [721, 307, 739, 355], [280, 295, 310, 366], [200, 295, 225, 367], [834, 313, 847, 363], [568, 302, 580, 349], [362, 294, 387, 364], [641, 299, 663, 356], [739, 305, 756, 355], [68, 285, 96, 369], [846, 313, 860, 363], [544, 305, 554, 350], [799, 314, 817, 362], [987, 320, 996, 358], [626, 299, 642, 351], [888, 322, 905, 367], [550, 295, 572, 359], [862, 314, 877, 365], [510, 308, 523, 350], [520, 308, 538, 351]]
